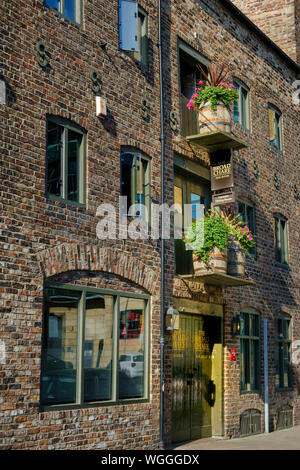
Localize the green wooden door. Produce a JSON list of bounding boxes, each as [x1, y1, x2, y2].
[[172, 314, 220, 442]]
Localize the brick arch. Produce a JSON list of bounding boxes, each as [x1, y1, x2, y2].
[[37, 243, 158, 295]]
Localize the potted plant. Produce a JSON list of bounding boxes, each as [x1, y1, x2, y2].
[[185, 211, 256, 277], [185, 211, 229, 275], [186, 64, 238, 135], [225, 214, 256, 277]]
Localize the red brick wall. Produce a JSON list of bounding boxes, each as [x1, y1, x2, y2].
[[232, 0, 300, 64], [1, 0, 300, 449]]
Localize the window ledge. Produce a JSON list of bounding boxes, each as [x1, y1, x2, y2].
[[275, 262, 289, 270]]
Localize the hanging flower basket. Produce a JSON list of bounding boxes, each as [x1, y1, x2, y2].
[[227, 237, 246, 277], [186, 64, 238, 135], [198, 101, 231, 135], [193, 246, 228, 275]]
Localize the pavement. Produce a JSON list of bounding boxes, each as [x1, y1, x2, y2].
[[171, 425, 300, 450]]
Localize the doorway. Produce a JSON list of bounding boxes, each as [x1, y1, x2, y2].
[[172, 313, 222, 442]]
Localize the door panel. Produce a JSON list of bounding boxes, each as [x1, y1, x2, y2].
[[172, 314, 221, 443]]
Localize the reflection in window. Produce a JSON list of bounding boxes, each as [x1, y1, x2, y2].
[[45, 0, 81, 24], [46, 118, 85, 204], [41, 288, 80, 405], [84, 294, 113, 402], [274, 215, 288, 264], [41, 287, 148, 407], [118, 297, 145, 399], [120, 151, 150, 221], [276, 316, 292, 389], [240, 310, 260, 392]]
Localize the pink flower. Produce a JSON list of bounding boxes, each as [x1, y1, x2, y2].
[[247, 235, 253, 241], [198, 80, 203, 85], [241, 228, 245, 235], [229, 84, 236, 88], [245, 226, 249, 232]]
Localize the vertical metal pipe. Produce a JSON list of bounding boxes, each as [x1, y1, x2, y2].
[[264, 318, 269, 433], [158, 0, 165, 448]]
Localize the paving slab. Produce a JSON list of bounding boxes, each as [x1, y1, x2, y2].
[[171, 425, 300, 450]]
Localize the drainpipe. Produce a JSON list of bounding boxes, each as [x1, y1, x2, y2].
[[158, 0, 165, 449], [264, 318, 269, 433]]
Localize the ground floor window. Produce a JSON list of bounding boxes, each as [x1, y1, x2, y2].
[[275, 315, 292, 389], [40, 285, 149, 407], [240, 310, 260, 393]]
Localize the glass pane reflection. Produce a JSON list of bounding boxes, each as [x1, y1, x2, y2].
[[118, 297, 145, 399]]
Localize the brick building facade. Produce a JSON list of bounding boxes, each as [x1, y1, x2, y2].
[[0, 0, 300, 449]]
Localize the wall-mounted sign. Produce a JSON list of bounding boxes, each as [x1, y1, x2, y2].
[[230, 348, 237, 361], [210, 150, 234, 191], [212, 189, 235, 206]]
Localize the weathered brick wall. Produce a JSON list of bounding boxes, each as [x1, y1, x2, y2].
[[0, 0, 166, 450], [1, 0, 300, 449], [163, 0, 300, 439], [231, 0, 300, 64]]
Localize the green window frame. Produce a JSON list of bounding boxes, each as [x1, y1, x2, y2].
[[40, 284, 150, 410], [120, 149, 151, 222], [233, 79, 250, 130], [240, 310, 260, 393], [275, 315, 292, 390], [274, 214, 288, 265], [268, 104, 283, 151], [128, 6, 148, 66], [44, 0, 82, 25], [178, 39, 210, 137], [46, 117, 86, 206], [238, 199, 256, 257], [174, 165, 211, 275]]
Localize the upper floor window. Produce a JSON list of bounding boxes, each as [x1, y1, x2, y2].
[[275, 315, 292, 389], [40, 285, 149, 407], [178, 40, 209, 137], [174, 165, 211, 275], [240, 309, 260, 393], [238, 200, 256, 256], [268, 104, 282, 151], [119, 2, 148, 66], [46, 117, 86, 205], [274, 214, 288, 265], [45, 0, 82, 25], [120, 150, 151, 221], [128, 7, 148, 66], [233, 79, 250, 130]]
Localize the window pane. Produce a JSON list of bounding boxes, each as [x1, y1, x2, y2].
[[64, 0, 76, 22], [46, 0, 61, 12], [84, 294, 113, 402], [191, 192, 203, 222], [233, 82, 239, 123], [41, 288, 80, 405], [118, 297, 146, 399], [47, 122, 62, 197], [121, 153, 134, 212], [67, 129, 81, 202]]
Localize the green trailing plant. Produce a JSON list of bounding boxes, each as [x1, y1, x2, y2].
[[185, 211, 229, 264], [185, 210, 256, 264]]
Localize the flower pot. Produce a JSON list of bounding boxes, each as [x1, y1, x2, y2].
[[198, 102, 231, 135], [227, 239, 246, 277], [193, 246, 228, 276]]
